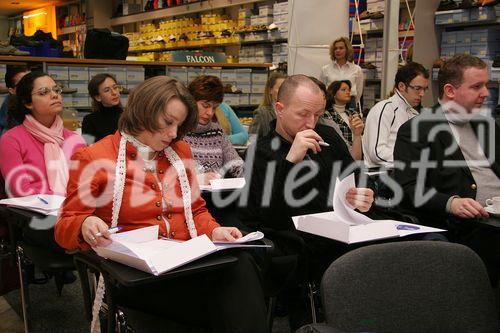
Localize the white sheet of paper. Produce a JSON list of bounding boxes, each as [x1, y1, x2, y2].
[[213, 231, 264, 244], [209, 178, 246, 190], [332, 174, 373, 225], [0, 194, 65, 214]]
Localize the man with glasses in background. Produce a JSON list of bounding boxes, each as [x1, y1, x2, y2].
[[362, 62, 429, 169]]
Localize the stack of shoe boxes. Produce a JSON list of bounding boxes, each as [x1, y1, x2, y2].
[[363, 38, 383, 78], [272, 1, 289, 39], [441, 28, 499, 60], [367, 0, 385, 13], [363, 85, 378, 109], [176, 68, 266, 107], [272, 43, 288, 66], [47, 65, 145, 109], [250, 4, 274, 27], [239, 45, 273, 63]]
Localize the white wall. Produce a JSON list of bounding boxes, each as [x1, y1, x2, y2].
[[287, 0, 349, 78]]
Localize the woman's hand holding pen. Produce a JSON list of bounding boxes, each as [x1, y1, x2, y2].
[[81, 215, 113, 247]]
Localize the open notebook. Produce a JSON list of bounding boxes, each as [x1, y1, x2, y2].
[[292, 173, 445, 244], [0, 194, 65, 216], [94, 226, 268, 275]]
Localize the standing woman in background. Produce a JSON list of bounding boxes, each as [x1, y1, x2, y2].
[[82, 73, 123, 142], [0, 71, 85, 197], [320, 37, 364, 107], [249, 71, 287, 138]]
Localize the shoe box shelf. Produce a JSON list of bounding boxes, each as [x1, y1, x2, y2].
[[108, 0, 288, 67], [57, 24, 87, 37], [0, 55, 269, 113], [434, 4, 500, 109], [109, 0, 264, 27], [350, 0, 416, 110]]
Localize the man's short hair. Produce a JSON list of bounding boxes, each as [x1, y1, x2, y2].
[[394, 62, 429, 88], [119, 76, 198, 142], [437, 54, 486, 98], [5, 65, 29, 89], [277, 74, 323, 104]]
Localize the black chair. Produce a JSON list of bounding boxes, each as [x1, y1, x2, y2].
[[260, 228, 322, 332], [6, 209, 76, 333], [300, 241, 500, 333], [74, 250, 241, 332]]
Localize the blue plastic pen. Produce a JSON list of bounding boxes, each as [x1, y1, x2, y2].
[[95, 226, 122, 237], [37, 196, 49, 204]]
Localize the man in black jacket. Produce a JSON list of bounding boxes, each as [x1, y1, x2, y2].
[[239, 74, 374, 329], [394, 54, 500, 280]]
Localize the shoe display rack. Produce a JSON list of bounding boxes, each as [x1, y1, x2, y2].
[[0, 55, 269, 118], [111, 0, 288, 68], [349, 0, 416, 111], [432, 1, 500, 110]]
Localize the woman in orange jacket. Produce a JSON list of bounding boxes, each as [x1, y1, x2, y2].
[[54, 76, 268, 333]]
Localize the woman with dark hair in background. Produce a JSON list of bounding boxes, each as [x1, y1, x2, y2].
[[325, 80, 364, 160], [186, 75, 244, 185], [82, 73, 123, 142], [0, 71, 85, 197], [249, 71, 287, 138], [0, 65, 30, 135]]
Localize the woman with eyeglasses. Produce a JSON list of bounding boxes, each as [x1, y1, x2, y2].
[[325, 80, 364, 161], [82, 73, 123, 142], [0, 71, 85, 197]]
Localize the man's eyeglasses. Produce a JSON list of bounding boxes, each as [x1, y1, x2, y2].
[[407, 84, 429, 93], [32, 86, 63, 96], [102, 85, 122, 94]]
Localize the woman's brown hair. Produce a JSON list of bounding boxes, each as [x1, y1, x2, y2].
[[188, 75, 224, 103], [118, 76, 198, 142], [88, 73, 120, 113], [261, 71, 287, 108]]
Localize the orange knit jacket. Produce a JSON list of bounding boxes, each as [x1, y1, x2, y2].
[[54, 132, 220, 251]]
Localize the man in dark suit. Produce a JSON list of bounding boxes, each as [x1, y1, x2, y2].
[[394, 54, 500, 280]]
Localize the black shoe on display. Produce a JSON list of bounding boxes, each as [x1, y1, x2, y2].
[[438, 0, 458, 11], [10, 34, 42, 47]]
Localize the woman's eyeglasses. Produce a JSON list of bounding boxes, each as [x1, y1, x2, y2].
[[102, 85, 122, 94], [32, 86, 63, 96]]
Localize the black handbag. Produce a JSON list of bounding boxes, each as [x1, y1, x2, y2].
[[84, 28, 129, 60]]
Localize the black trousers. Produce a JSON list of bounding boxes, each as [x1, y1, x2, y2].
[[116, 251, 269, 333]]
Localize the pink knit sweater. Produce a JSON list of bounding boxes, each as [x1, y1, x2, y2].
[[0, 124, 86, 197]]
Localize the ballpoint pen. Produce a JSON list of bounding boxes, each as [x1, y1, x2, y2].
[[95, 226, 122, 237], [318, 141, 330, 147], [37, 196, 49, 204]]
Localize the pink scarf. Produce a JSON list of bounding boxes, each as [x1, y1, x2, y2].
[[23, 115, 69, 195]]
